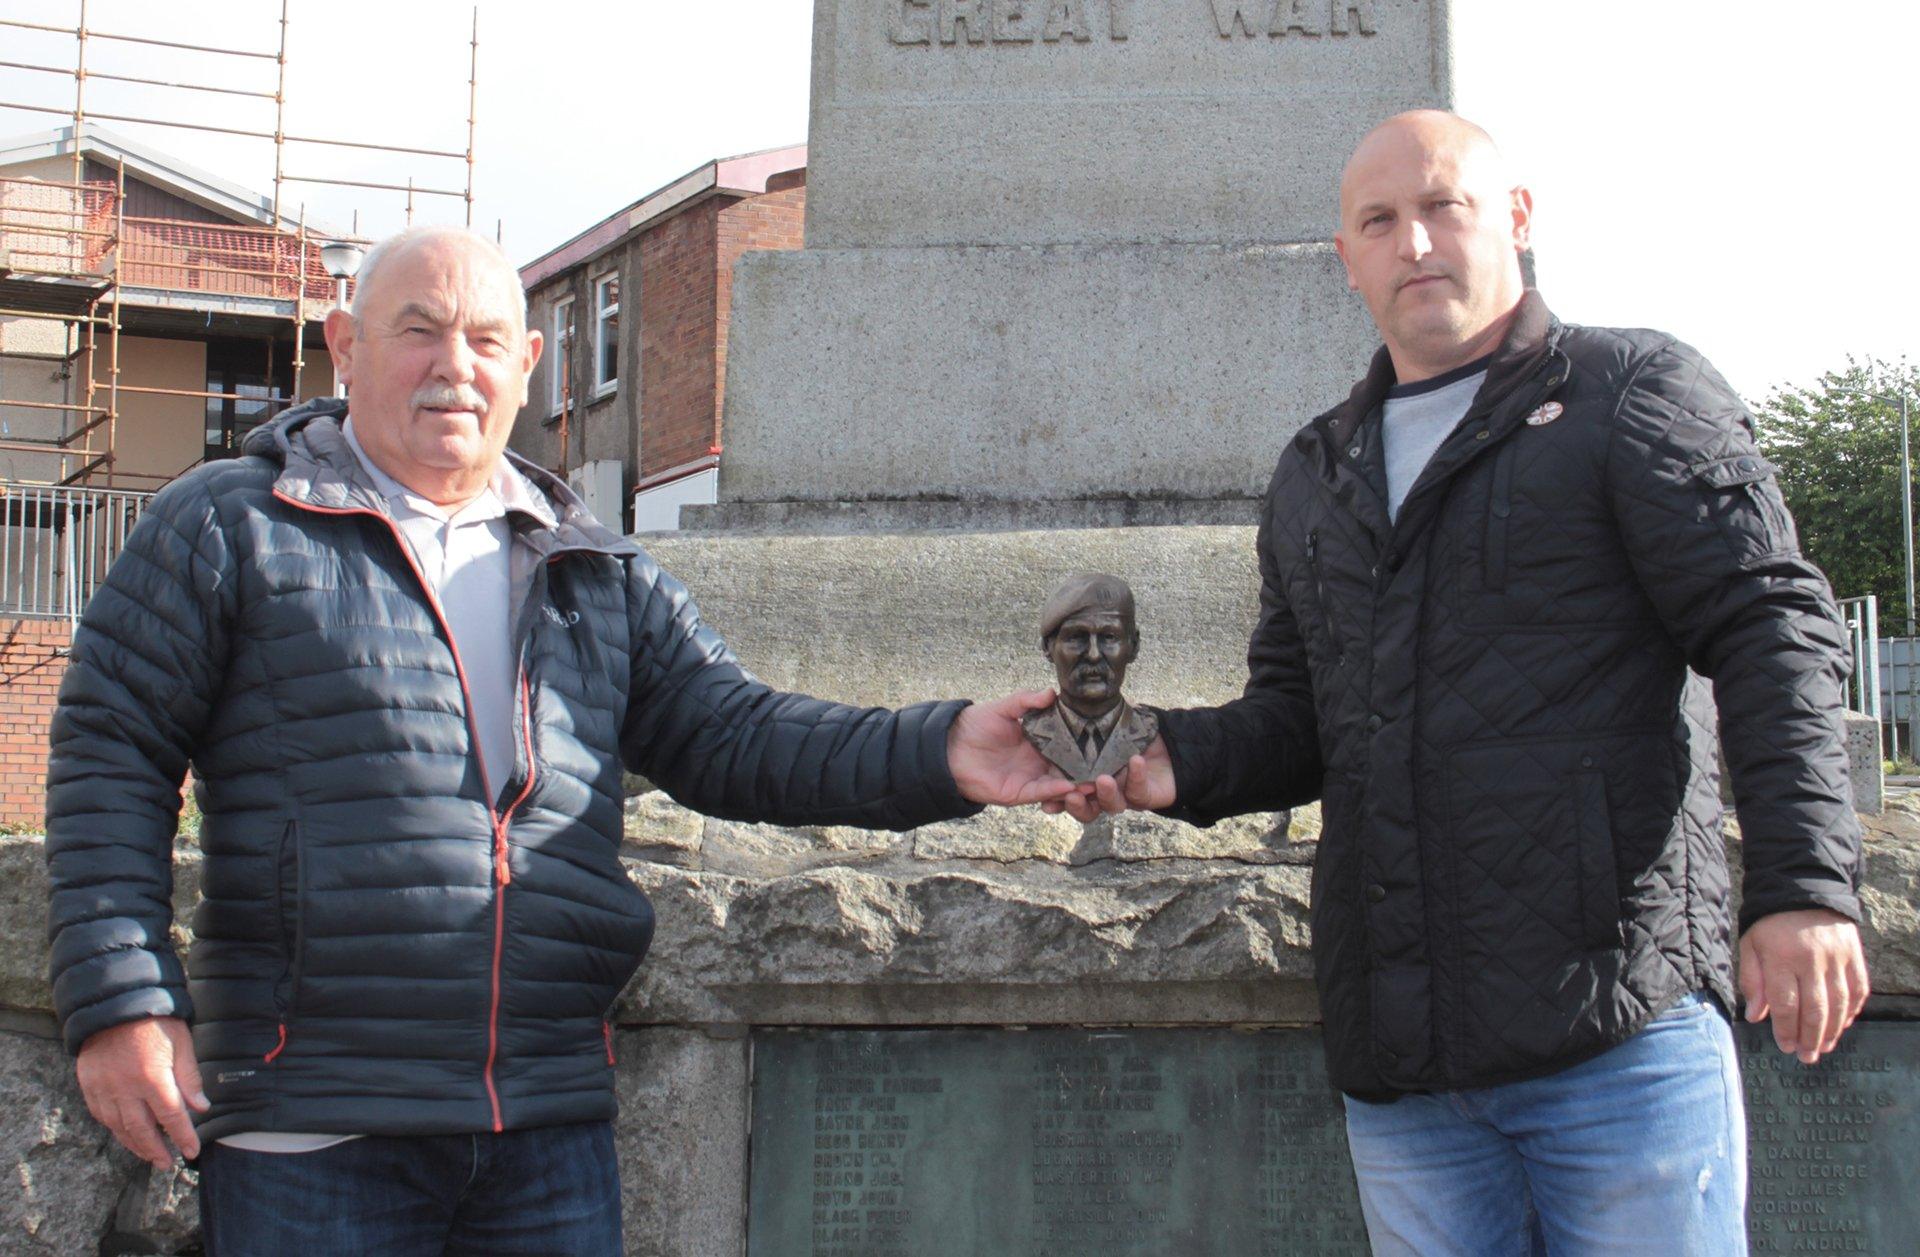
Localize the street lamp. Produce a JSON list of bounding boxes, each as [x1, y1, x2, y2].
[[1833, 384, 1915, 758], [319, 241, 366, 400]]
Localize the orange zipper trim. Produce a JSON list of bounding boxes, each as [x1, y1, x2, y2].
[[263, 1022, 287, 1063], [482, 671, 540, 1130], [603, 1021, 616, 1066], [272, 490, 540, 1133]]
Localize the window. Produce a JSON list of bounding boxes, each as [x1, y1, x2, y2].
[[204, 337, 293, 462], [549, 294, 576, 416], [592, 272, 619, 395]]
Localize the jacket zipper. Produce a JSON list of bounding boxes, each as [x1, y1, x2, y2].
[[1484, 443, 1516, 593], [271, 490, 539, 1132], [1305, 530, 1342, 663]]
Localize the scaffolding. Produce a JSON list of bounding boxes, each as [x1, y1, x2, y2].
[[0, 0, 479, 491]]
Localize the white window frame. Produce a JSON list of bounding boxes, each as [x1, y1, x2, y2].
[[592, 271, 620, 397], [547, 293, 576, 418]]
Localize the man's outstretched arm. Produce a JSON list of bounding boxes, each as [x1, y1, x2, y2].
[[620, 553, 1079, 828]]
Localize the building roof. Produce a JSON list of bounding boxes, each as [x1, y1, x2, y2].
[[0, 123, 345, 236], [518, 144, 805, 291]]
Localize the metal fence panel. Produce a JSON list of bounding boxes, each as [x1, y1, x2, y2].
[[0, 481, 152, 621]]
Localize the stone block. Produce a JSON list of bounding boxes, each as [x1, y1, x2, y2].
[[1068, 808, 1300, 864], [805, 0, 1453, 248], [1846, 711, 1884, 814], [618, 856, 1319, 1027], [0, 1026, 197, 1255], [642, 524, 1262, 712], [716, 243, 1374, 504], [623, 790, 706, 867], [613, 1027, 750, 1257], [0, 836, 52, 1014]]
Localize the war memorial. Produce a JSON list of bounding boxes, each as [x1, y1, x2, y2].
[[1, 1, 1917, 1253]]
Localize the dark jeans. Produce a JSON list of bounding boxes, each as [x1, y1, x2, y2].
[[198, 1120, 622, 1257]]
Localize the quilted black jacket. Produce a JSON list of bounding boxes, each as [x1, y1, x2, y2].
[[45, 401, 977, 1140], [1159, 292, 1863, 1098]]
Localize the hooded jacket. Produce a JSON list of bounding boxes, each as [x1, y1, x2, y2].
[[45, 399, 976, 1139], [1159, 293, 1863, 1098]]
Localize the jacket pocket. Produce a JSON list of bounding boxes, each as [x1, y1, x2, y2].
[[1571, 770, 1623, 951], [273, 819, 307, 1022], [1690, 454, 1797, 563]]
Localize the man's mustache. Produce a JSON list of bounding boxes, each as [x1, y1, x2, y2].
[[412, 384, 489, 416]]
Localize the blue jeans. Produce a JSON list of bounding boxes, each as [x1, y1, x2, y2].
[[1343, 993, 1747, 1256], [197, 1120, 622, 1257]]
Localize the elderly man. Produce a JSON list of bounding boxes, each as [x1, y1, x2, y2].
[[45, 224, 1072, 1255], [1077, 111, 1868, 1253]]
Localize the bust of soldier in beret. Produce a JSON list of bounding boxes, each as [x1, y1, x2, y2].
[[1021, 573, 1160, 785]]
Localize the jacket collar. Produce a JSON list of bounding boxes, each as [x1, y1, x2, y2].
[[1297, 291, 1568, 546], [252, 397, 640, 561], [1323, 289, 1561, 452]]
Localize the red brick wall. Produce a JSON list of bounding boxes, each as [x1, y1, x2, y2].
[[638, 201, 722, 480], [714, 175, 806, 460], [0, 619, 70, 829]]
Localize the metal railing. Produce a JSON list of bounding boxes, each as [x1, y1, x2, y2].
[[1839, 596, 1882, 726], [0, 480, 152, 622]]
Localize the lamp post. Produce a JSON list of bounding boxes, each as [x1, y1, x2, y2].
[[318, 241, 366, 400], [1834, 384, 1915, 760]]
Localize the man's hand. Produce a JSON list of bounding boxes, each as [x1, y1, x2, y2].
[[1739, 909, 1869, 1065], [949, 691, 1087, 807], [75, 1016, 208, 1168], [1045, 737, 1176, 823]]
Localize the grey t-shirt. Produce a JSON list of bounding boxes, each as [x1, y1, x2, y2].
[[1382, 356, 1491, 521]]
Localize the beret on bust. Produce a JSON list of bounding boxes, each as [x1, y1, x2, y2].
[[1040, 573, 1136, 640]]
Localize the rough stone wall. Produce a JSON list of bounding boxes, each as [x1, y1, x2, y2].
[[4, 799, 1917, 1255], [0, 619, 68, 829]]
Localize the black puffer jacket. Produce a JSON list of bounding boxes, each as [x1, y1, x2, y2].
[[1160, 293, 1863, 1098], [46, 401, 976, 1140]]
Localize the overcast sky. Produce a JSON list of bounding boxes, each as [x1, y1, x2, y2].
[[1, 0, 1911, 402]]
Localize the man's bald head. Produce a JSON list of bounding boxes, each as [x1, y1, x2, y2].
[[350, 225, 528, 338], [1333, 110, 1533, 383]]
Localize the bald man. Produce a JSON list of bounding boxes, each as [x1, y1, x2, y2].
[[45, 225, 1073, 1254], [1075, 112, 1866, 1253]]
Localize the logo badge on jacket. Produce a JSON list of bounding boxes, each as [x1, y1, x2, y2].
[[1525, 401, 1565, 426], [543, 605, 581, 628]]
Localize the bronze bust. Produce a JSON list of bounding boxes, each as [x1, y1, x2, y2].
[[1021, 573, 1160, 785]]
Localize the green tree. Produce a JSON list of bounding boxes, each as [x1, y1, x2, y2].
[[1754, 357, 1920, 629]]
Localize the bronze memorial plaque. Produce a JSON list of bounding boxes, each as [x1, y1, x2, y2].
[[747, 1027, 1370, 1256], [1740, 1023, 1920, 1254], [745, 1023, 1920, 1255]]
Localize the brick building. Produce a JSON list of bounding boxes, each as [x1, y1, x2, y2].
[[509, 146, 805, 532]]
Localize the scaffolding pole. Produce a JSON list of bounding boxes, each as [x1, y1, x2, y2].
[[0, 0, 482, 489]]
